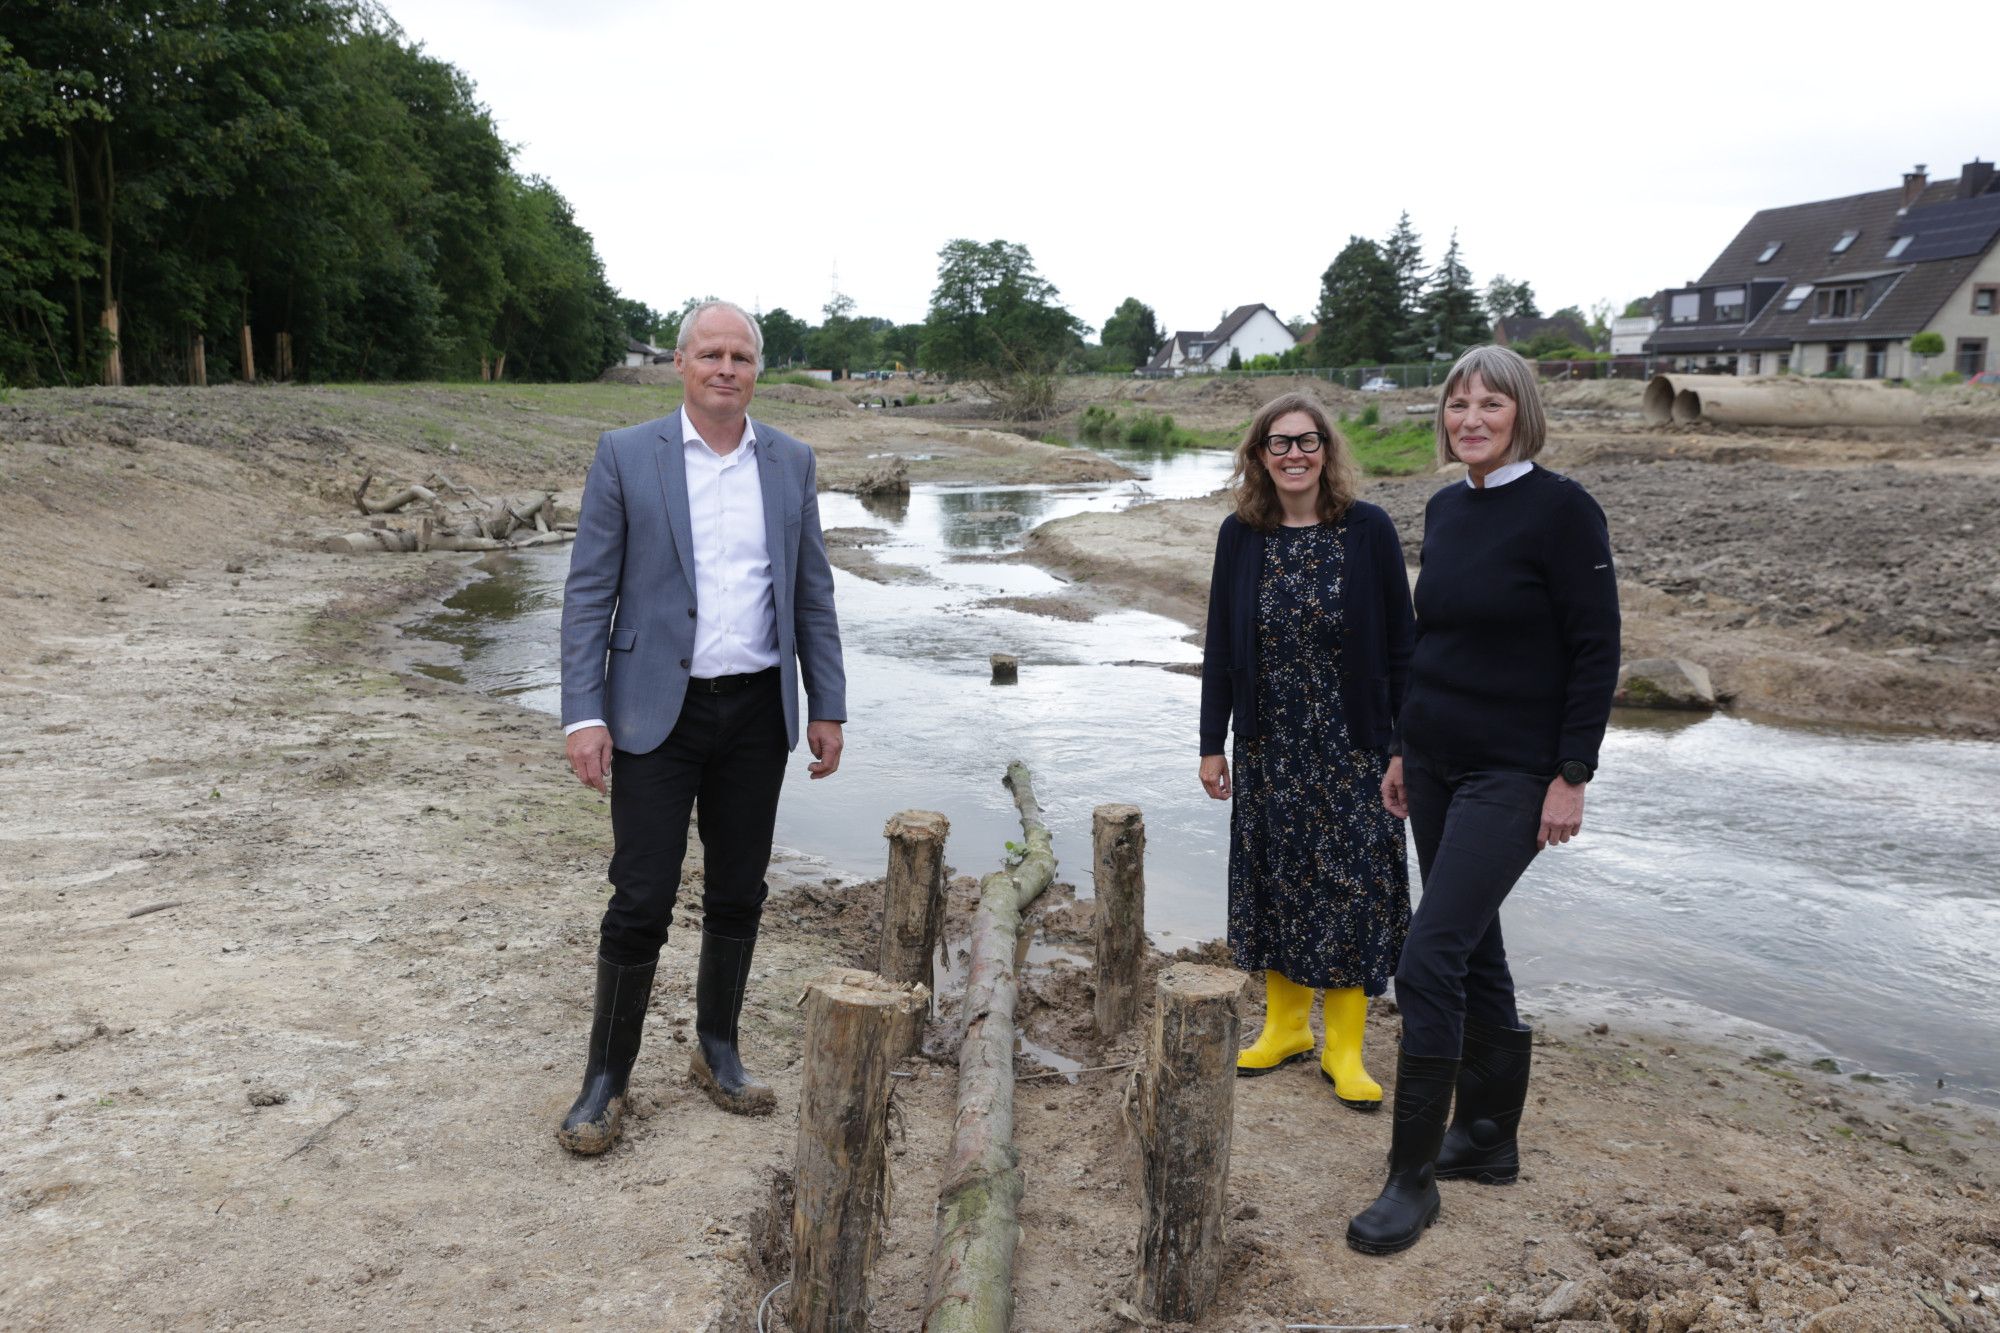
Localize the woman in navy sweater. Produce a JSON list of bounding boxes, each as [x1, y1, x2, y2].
[[1347, 345, 1620, 1256], [1199, 392, 1416, 1113]]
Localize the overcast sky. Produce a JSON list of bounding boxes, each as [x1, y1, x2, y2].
[[380, 0, 1996, 337]]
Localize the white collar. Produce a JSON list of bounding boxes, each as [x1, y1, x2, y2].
[[680, 405, 756, 458], [1467, 459, 1534, 490]]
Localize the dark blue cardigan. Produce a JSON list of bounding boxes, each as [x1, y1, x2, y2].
[[1198, 501, 1415, 755]]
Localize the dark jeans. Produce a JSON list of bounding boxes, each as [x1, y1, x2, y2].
[[599, 670, 789, 966], [1394, 747, 1547, 1059]]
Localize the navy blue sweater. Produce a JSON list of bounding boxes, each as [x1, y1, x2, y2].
[[1398, 467, 1620, 773], [1199, 501, 1415, 755]]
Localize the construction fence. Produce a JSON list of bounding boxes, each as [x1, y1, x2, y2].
[[1121, 356, 1653, 389]]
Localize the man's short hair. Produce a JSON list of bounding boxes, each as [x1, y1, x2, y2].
[[677, 300, 765, 372]]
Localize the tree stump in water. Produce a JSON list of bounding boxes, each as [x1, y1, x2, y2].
[[990, 653, 1018, 684], [1133, 963, 1244, 1322], [1091, 803, 1146, 1038], [879, 810, 951, 1057], [791, 969, 928, 1333]]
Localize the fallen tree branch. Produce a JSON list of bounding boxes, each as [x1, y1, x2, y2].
[[923, 760, 1055, 1333], [353, 472, 438, 515]]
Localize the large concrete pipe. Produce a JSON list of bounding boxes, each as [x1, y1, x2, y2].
[[1642, 374, 1921, 427]]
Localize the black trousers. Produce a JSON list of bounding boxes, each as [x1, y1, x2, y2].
[[599, 670, 789, 967], [1394, 747, 1546, 1059]]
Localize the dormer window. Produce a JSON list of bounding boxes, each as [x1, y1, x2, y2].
[[1757, 241, 1782, 263], [1831, 230, 1859, 254], [1886, 235, 1912, 259], [1714, 288, 1746, 322]]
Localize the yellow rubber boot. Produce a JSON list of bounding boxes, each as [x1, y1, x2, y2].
[[1321, 986, 1384, 1111], [1237, 970, 1316, 1077]]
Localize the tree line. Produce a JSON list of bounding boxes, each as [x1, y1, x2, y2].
[[0, 1, 626, 387]]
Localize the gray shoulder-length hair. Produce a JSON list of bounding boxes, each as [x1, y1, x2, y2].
[[1434, 344, 1547, 468], [676, 300, 765, 371]]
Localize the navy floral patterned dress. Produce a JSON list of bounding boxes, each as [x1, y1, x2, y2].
[[1228, 520, 1410, 993]]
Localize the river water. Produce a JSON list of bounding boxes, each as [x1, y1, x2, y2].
[[412, 443, 2000, 1104]]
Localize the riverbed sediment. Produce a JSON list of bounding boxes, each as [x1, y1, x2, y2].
[[4, 382, 1998, 1330]]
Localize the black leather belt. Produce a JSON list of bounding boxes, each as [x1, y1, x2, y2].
[[688, 667, 777, 695]]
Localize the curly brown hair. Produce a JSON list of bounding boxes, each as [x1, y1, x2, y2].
[[1231, 391, 1360, 532]]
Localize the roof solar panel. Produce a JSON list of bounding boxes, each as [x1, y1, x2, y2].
[[1892, 193, 2000, 263]]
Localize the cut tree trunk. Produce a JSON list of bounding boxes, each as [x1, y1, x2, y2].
[[923, 762, 1055, 1333], [1132, 963, 1244, 1322], [879, 810, 951, 1057], [1091, 804, 1146, 1039], [790, 969, 928, 1333]]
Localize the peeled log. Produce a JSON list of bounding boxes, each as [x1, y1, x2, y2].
[[923, 762, 1055, 1333], [1642, 374, 1920, 428], [1133, 963, 1245, 1322]]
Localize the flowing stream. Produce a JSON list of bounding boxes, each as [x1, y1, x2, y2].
[[411, 442, 2000, 1105]]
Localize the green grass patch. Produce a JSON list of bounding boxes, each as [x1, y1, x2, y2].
[[758, 372, 827, 388], [1339, 411, 1434, 476], [1077, 403, 1230, 450], [1810, 1057, 1841, 1074]]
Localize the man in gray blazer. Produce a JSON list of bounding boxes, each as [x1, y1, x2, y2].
[[554, 300, 846, 1154]]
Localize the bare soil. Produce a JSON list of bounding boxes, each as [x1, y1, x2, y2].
[[3, 381, 1998, 1331]]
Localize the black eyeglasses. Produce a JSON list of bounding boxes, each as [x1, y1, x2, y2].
[[1262, 432, 1325, 456]]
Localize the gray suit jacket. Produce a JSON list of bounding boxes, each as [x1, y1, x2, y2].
[[559, 412, 846, 753]]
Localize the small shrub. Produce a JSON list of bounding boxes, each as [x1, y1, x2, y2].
[[1910, 331, 1946, 357], [1358, 403, 1380, 428], [1078, 403, 1119, 441], [1935, 371, 1965, 385], [1816, 364, 1854, 379]]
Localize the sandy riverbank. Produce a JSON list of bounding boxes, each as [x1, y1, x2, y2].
[[4, 383, 1998, 1330]]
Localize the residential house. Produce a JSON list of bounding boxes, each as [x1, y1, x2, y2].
[[622, 337, 668, 368], [1645, 159, 2000, 379], [1610, 311, 1659, 357], [1143, 304, 1295, 373], [1491, 313, 1596, 353]]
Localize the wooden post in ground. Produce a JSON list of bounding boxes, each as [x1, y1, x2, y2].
[[791, 969, 928, 1333], [1133, 963, 1244, 1322], [989, 653, 1017, 684], [479, 354, 490, 382], [239, 323, 255, 383], [189, 334, 206, 388], [492, 351, 506, 382], [275, 331, 293, 380], [100, 303, 122, 387], [1091, 803, 1146, 1038], [879, 810, 951, 1057]]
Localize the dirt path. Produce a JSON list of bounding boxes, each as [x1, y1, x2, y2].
[[4, 383, 1999, 1330]]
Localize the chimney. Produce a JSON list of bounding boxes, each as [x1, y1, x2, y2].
[[1902, 164, 1928, 210], [1960, 158, 1996, 201]]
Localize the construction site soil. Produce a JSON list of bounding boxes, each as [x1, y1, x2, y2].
[[2, 379, 1996, 1331]]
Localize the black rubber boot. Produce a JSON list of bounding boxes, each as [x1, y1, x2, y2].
[[556, 955, 657, 1155], [1346, 1050, 1459, 1255], [689, 930, 776, 1116], [1437, 1018, 1533, 1185]]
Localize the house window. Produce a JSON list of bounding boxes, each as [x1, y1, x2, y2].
[[1714, 288, 1746, 321], [1781, 284, 1813, 312], [1831, 230, 1859, 254], [1959, 338, 1989, 377], [1757, 241, 1782, 263], [1865, 342, 1888, 378], [1778, 352, 1791, 374], [1670, 293, 1700, 323], [1813, 285, 1866, 319], [1746, 352, 1762, 374], [1974, 285, 1998, 315], [1825, 343, 1847, 373], [1886, 235, 1912, 259]]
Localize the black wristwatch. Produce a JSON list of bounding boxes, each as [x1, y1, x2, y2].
[[1558, 759, 1594, 786]]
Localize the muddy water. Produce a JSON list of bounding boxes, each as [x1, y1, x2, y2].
[[412, 444, 2000, 1104]]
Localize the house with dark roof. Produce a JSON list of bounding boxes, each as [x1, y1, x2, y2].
[[1143, 304, 1295, 373], [1492, 313, 1596, 353], [622, 337, 669, 368], [1645, 159, 2000, 380]]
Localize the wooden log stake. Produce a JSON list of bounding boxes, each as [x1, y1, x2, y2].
[[239, 323, 255, 383], [791, 969, 928, 1333], [878, 810, 951, 1057], [990, 653, 1018, 685], [1133, 963, 1244, 1322], [275, 331, 293, 381], [101, 303, 122, 387], [190, 334, 206, 388], [1091, 804, 1146, 1038]]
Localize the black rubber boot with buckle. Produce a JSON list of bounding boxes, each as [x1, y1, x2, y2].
[[556, 955, 657, 1155], [1436, 1018, 1533, 1185], [690, 929, 776, 1116], [1346, 1049, 1459, 1255]]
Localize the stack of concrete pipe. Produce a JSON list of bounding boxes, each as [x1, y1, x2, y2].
[[1642, 374, 1921, 427]]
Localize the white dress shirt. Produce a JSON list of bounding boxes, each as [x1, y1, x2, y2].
[[564, 406, 779, 736], [1466, 459, 1535, 489]]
